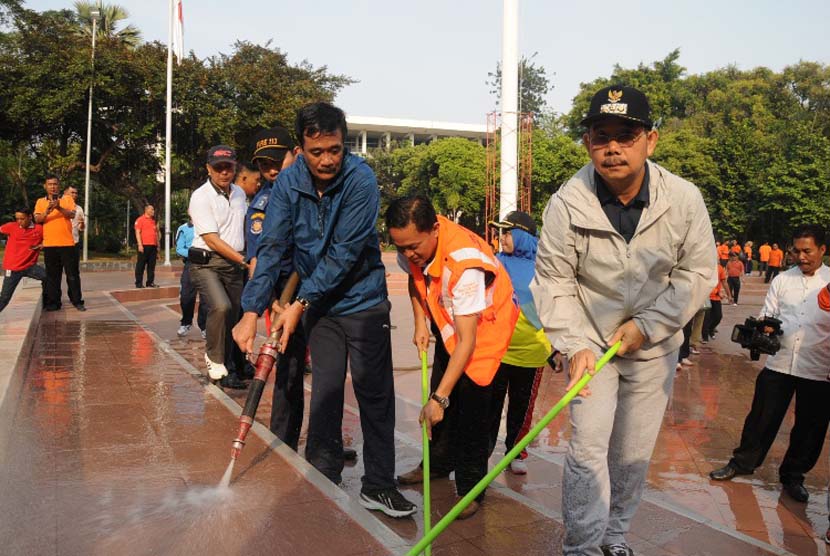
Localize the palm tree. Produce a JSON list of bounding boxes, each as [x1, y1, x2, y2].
[[74, 1, 142, 48]]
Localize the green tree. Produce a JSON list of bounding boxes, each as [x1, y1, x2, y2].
[[397, 138, 486, 227], [74, 1, 141, 48], [488, 54, 552, 118]]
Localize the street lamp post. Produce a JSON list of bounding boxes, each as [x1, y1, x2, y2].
[[82, 9, 99, 262]]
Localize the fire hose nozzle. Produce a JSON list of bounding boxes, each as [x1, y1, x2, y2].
[[230, 439, 245, 460]]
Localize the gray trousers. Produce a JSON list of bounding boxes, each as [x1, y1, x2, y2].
[[189, 256, 243, 367], [563, 349, 676, 555]]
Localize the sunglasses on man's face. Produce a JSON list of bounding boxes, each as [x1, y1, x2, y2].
[[211, 162, 236, 173], [588, 129, 646, 149]]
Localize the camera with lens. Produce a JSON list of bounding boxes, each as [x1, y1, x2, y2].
[[731, 316, 783, 361]]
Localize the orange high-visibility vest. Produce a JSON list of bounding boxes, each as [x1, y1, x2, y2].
[[410, 216, 519, 386]]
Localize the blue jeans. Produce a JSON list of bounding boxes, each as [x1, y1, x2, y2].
[[0, 265, 46, 312]]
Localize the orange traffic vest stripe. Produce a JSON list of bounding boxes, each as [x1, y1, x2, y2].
[[410, 216, 519, 386]]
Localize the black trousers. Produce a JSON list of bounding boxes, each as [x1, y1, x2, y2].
[[0, 265, 46, 312], [730, 368, 830, 484], [727, 276, 741, 304], [43, 246, 83, 309], [305, 300, 396, 490], [270, 323, 306, 451], [678, 319, 693, 361], [135, 245, 158, 286], [702, 300, 722, 340], [488, 362, 543, 460], [765, 266, 781, 284], [179, 259, 208, 330], [427, 330, 494, 499]]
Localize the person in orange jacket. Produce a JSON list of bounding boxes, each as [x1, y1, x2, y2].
[[717, 240, 730, 267], [758, 241, 771, 277], [766, 242, 785, 283], [387, 194, 519, 519]]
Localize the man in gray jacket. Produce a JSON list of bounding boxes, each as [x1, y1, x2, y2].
[[531, 85, 716, 556]]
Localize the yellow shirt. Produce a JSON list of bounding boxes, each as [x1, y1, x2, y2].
[[34, 195, 76, 247], [502, 310, 552, 368]]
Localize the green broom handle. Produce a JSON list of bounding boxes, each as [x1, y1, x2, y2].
[[420, 350, 431, 556], [406, 342, 621, 556]]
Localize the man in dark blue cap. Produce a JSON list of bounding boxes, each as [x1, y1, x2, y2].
[[532, 85, 716, 556]]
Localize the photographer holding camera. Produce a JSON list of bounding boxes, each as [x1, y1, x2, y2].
[[710, 224, 830, 504]]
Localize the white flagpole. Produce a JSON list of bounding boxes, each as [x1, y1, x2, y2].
[[164, 0, 173, 266], [499, 0, 519, 219]]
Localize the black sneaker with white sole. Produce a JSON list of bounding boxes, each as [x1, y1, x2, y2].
[[601, 543, 634, 556], [359, 487, 416, 518]]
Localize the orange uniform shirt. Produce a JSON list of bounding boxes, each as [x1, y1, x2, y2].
[[758, 244, 771, 262], [726, 260, 744, 277], [731, 244, 742, 254], [710, 264, 727, 301], [717, 244, 730, 260], [33, 195, 76, 247], [768, 248, 784, 267], [134, 215, 158, 246], [744, 245, 752, 259]]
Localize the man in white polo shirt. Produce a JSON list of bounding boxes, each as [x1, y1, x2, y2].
[[188, 145, 248, 390]]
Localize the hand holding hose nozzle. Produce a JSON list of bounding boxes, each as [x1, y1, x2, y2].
[[230, 272, 300, 461]]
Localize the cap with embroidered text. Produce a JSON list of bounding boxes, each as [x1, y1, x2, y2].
[[580, 85, 653, 129], [250, 127, 295, 164]]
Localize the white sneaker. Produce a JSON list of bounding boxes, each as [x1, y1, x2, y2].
[[509, 459, 528, 475], [177, 324, 192, 337], [690, 346, 700, 355], [200, 328, 207, 340], [681, 357, 694, 366], [204, 353, 228, 380], [676, 363, 683, 371]]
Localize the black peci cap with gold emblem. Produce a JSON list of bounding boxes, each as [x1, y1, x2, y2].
[[580, 85, 653, 129]]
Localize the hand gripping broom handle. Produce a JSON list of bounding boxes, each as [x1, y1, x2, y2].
[[406, 342, 621, 556]]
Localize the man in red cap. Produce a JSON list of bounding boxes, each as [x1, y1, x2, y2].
[[188, 145, 249, 390]]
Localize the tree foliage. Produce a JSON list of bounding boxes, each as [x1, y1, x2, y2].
[[0, 4, 352, 251], [565, 50, 830, 243], [488, 53, 552, 118]]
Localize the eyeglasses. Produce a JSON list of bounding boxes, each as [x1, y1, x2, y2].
[[588, 129, 646, 149], [210, 162, 236, 173]]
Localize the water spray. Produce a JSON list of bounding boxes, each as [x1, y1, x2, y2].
[[406, 342, 621, 556], [229, 272, 300, 462]]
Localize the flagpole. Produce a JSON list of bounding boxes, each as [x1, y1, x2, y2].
[[164, 0, 173, 266]]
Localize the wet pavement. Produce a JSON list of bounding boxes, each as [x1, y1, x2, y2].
[[1, 266, 828, 555]]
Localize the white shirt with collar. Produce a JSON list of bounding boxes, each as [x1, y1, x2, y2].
[[761, 264, 830, 381], [188, 179, 246, 252], [396, 252, 486, 318]]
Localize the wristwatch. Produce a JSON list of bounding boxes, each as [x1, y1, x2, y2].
[[430, 393, 450, 410], [296, 297, 311, 312]]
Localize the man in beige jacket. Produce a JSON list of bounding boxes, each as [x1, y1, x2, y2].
[[531, 85, 716, 556]]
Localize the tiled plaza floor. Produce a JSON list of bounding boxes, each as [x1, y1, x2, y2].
[[1, 265, 827, 555]]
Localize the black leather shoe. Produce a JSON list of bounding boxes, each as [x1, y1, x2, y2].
[[344, 447, 358, 461], [146, 283, 160, 288], [219, 373, 247, 390], [709, 463, 738, 481], [73, 304, 87, 312], [783, 481, 809, 503], [135, 284, 144, 289]]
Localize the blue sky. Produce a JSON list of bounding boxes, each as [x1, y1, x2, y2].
[[31, 0, 830, 124]]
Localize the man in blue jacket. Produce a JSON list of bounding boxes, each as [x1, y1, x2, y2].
[[234, 102, 415, 518]]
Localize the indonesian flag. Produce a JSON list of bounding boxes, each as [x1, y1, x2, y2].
[[172, 0, 184, 64]]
